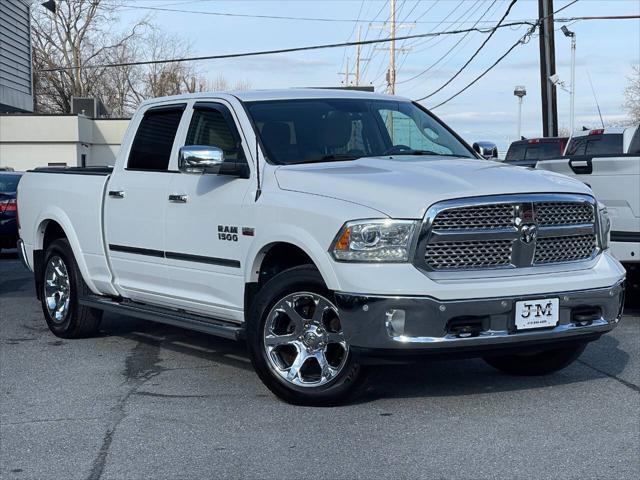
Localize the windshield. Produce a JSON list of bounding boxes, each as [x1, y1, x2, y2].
[[246, 98, 475, 165], [0, 174, 21, 192]]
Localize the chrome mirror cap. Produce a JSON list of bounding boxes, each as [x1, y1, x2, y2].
[[179, 145, 225, 174]]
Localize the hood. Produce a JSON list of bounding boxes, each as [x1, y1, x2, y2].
[[274, 156, 592, 218]]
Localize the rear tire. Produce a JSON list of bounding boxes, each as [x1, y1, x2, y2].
[[246, 265, 366, 406], [41, 238, 102, 338], [483, 342, 587, 376]]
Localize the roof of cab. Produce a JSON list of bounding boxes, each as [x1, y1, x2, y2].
[[139, 88, 409, 108]]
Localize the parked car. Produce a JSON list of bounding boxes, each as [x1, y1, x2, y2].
[[504, 137, 569, 167], [17, 90, 625, 405], [0, 171, 23, 252], [537, 125, 640, 295]]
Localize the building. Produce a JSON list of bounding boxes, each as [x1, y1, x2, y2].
[[0, 114, 129, 171], [0, 0, 33, 113]]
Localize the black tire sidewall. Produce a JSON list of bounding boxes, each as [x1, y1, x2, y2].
[[246, 265, 364, 406], [41, 239, 81, 337]]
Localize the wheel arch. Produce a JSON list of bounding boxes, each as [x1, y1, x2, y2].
[[33, 211, 101, 296], [244, 235, 341, 315]]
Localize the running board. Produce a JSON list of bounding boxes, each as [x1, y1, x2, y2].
[[79, 295, 244, 340]]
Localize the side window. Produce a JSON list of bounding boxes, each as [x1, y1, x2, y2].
[[128, 106, 184, 171], [186, 105, 245, 162], [565, 137, 587, 156], [585, 134, 623, 156], [629, 128, 640, 154]]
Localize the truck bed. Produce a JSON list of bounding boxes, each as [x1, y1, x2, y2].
[[18, 168, 117, 296]]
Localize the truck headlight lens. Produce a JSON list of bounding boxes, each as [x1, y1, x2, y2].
[[331, 220, 418, 262], [597, 202, 611, 250]]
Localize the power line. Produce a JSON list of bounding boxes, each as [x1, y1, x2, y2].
[[36, 13, 640, 74], [396, 0, 499, 86], [115, 2, 601, 25], [418, 0, 519, 101], [38, 20, 536, 73], [421, 25, 537, 108]]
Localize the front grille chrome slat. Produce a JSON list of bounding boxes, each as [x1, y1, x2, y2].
[[533, 234, 597, 264], [421, 197, 598, 272]]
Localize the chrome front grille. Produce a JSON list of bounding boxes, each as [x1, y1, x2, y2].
[[534, 234, 597, 264], [425, 240, 513, 270], [535, 202, 594, 226], [419, 195, 598, 273], [431, 204, 514, 230]]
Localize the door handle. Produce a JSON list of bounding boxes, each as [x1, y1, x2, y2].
[[108, 190, 125, 198], [168, 194, 188, 203]]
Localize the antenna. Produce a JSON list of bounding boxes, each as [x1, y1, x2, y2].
[[586, 68, 605, 129], [255, 135, 262, 201]]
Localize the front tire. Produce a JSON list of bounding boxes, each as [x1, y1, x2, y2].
[[483, 342, 587, 376], [41, 238, 102, 338], [246, 265, 366, 406]]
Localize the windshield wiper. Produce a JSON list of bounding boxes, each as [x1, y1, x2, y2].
[[290, 154, 362, 165]]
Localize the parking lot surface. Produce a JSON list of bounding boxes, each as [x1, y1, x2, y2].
[[1, 251, 639, 480]]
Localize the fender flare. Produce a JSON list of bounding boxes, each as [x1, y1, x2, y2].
[[244, 226, 341, 291], [34, 207, 102, 296]]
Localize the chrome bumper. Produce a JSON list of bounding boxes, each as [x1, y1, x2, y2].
[[17, 239, 32, 271], [334, 281, 625, 352]]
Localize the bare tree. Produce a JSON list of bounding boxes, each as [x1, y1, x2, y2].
[[624, 64, 640, 123], [31, 0, 147, 113], [31, 0, 252, 116]]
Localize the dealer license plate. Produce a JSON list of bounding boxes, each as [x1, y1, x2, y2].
[[514, 298, 559, 330]]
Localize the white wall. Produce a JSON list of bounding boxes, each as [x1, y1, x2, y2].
[[0, 115, 129, 170]]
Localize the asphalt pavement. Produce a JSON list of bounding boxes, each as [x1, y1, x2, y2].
[[1, 251, 639, 480]]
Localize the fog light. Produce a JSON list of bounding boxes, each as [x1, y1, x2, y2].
[[385, 309, 406, 336]]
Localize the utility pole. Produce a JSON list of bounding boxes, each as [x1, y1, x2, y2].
[[389, 0, 396, 94], [355, 26, 362, 86], [373, 0, 412, 94], [538, 0, 559, 137], [338, 57, 352, 87]]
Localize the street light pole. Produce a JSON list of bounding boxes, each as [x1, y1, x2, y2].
[[561, 25, 576, 134], [569, 32, 576, 134], [514, 86, 527, 140]]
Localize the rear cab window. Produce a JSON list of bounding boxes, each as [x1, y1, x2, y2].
[[565, 134, 624, 157], [128, 105, 186, 171]]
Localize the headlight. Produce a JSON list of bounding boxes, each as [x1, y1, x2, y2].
[[331, 219, 418, 262], [597, 202, 611, 250]]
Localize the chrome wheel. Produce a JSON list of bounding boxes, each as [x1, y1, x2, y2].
[[263, 292, 349, 388], [44, 255, 71, 323]]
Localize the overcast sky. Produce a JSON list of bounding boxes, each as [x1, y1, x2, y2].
[[117, 0, 640, 151]]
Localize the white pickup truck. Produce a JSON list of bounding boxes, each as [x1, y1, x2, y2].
[[536, 125, 640, 296], [17, 90, 625, 405]]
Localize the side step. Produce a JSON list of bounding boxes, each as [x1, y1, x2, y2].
[[79, 295, 244, 340]]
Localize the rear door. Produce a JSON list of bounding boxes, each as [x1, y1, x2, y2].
[[104, 104, 186, 304]]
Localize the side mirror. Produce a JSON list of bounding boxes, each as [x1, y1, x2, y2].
[[178, 145, 249, 178], [472, 141, 499, 160], [179, 146, 224, 174]]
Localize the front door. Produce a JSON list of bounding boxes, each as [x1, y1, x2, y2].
[[105, 104, 185, 304], [163, 101, 252, 322]]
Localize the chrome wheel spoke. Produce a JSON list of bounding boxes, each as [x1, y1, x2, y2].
[[280, 301, 306, 331], [286, 349, 309, 382], [265, 333, 298, 347], [311, 297, 330, 324], [314, 350, 338, 381]]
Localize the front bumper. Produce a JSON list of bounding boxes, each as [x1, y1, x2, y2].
[[335, 281, 625, 355]]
